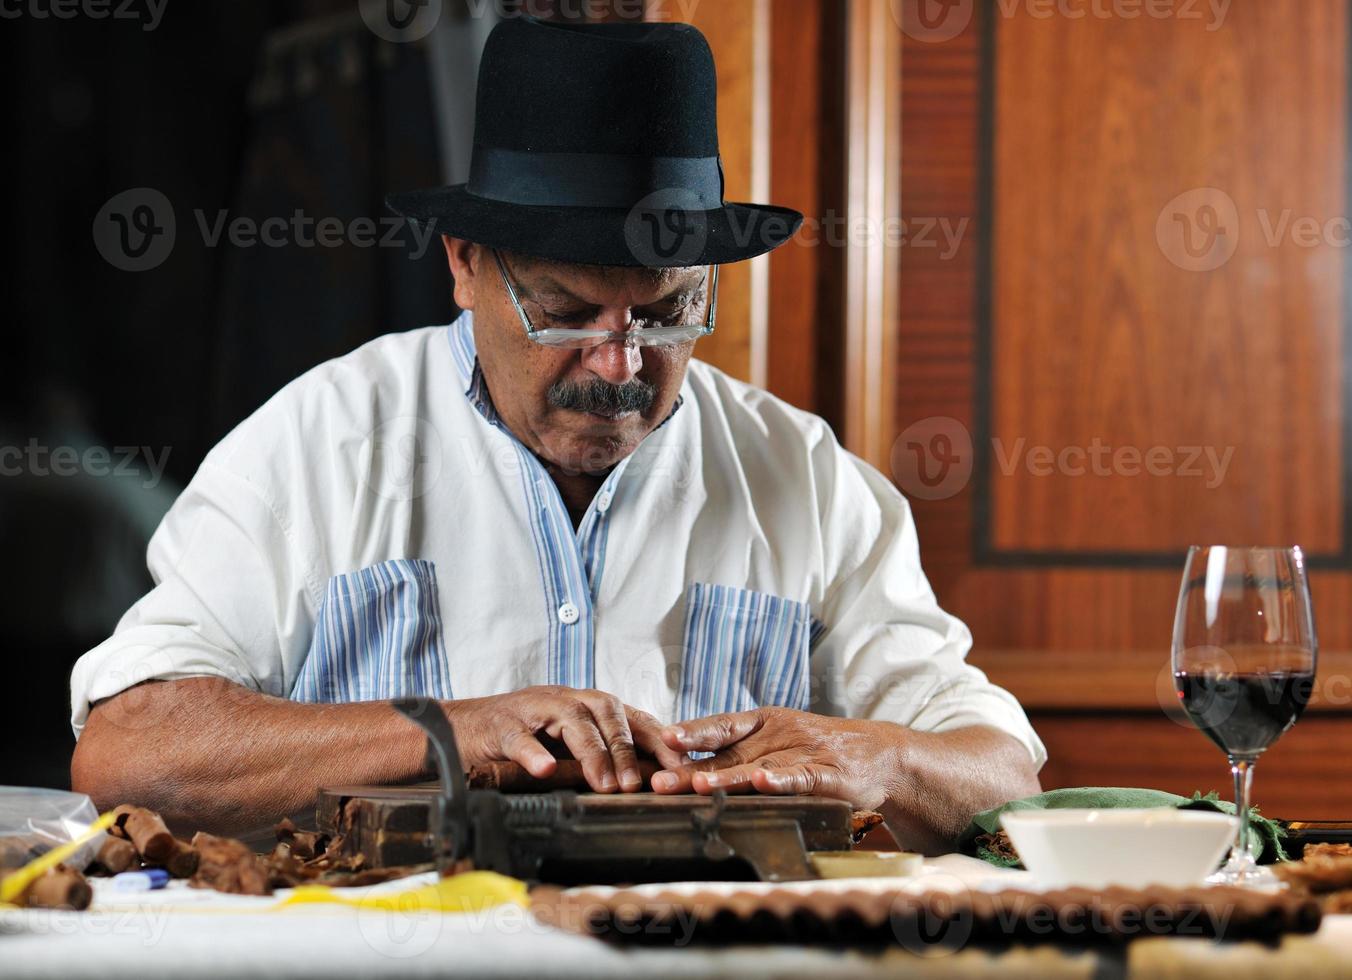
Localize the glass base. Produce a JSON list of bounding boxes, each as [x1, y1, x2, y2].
[[1206, 848, 1284, 890]]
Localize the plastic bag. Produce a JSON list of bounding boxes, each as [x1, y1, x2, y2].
[[0, 787, 106, 872]]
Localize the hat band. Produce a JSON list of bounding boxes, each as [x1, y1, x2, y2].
[[467, 147, 724, 209]]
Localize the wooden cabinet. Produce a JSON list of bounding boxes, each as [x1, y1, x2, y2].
[[899, 0, 1352, 817]]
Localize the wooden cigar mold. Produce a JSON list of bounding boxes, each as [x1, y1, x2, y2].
[[317, 700, 858, 886]]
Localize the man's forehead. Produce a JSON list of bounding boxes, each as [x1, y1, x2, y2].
[[502, 249, 705, 303]]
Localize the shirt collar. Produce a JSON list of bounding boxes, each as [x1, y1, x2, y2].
[[446, 311, 503, 425]]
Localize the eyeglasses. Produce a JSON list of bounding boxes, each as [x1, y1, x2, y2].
[[491, 248, 718, 349]]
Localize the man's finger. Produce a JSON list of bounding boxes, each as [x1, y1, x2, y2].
[[581, 693, 642, 792], [650, 756, 719, 794], [626, 708, 689, 772], [649, 743, 772, 793], [661, 709, 764, 753], [690, 762, 775, 794], [549, 703, 618, 792], [498, 727, 557, 779], [751, 764, 840, 798]]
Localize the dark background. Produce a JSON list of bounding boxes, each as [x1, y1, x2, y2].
[[0, 0, 516, 788]]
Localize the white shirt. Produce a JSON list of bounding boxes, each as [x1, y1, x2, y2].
[[70, 313, 1045, 769]]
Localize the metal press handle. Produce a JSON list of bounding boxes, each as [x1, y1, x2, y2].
[[392, 698, 472, 865]]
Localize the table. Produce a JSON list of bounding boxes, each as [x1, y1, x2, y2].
[[4, 856, 1350, 979]]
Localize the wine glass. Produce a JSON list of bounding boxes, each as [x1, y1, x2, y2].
[[1171, 545, 1317, 887]]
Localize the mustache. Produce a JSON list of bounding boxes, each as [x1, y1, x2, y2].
[[547, 377, 657, 416]]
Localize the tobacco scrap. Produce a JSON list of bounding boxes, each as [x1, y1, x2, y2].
[[1274, 854, 1352, 894], [973, 829, 1021, 864], [262, 818, 427, 887], [849, 810, 885, 842], [1275, 850, 1352, 912], [33, 804, 431, 900], [274, 816, 328, 860], [190, 831, 272, 896]]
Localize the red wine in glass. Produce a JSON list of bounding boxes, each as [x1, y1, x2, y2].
[[1174, 669, 1314, 759]]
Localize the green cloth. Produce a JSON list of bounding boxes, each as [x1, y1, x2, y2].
[[959, 787, 1288, 867]]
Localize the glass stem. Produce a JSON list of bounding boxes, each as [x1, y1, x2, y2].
[[1230, 757, 1256, 868]]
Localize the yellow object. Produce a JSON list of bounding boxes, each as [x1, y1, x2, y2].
[[809, 849, 923, 879], [275, 871, 528, 913], [0, 810, 118, 906]]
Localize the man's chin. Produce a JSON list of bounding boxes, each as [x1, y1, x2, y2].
[[541, 430, 638, 475]]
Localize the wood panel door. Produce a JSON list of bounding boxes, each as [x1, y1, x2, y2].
[[898, 0, 1352, 817], [673, 0, 848, 413]]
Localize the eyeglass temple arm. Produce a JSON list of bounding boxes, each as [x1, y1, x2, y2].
[[705, 264, 719, 333]]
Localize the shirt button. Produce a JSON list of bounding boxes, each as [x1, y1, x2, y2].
[[557, 601, 580, 625], [596, 491, 612, 513]]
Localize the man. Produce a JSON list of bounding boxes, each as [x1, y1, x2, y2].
[[70, 17, 1043, 851]]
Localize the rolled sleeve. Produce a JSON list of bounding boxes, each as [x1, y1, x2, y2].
[[809, 447, 1046, 769], [70, 460, 317, 736]]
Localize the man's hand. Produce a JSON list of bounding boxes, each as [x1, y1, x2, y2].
[[649, 707, 902, 810], [448, 686, 689, 793], [650, 707, 1042, 853]]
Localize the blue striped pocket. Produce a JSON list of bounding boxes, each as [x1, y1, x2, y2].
[[292, 559, 453, 703], [676, 582, 813, 723]]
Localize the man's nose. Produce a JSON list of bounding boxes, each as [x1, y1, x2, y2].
[[577, 307, 644, 384], [579, 335, 643, 385]]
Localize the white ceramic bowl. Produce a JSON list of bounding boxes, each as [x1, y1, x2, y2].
[[1000, 808, 1238, 889]]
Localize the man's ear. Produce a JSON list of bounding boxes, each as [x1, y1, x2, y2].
[[442, 236, 479, 310]]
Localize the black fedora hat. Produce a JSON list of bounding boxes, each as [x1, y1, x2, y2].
[[386, 17, 803, 268]]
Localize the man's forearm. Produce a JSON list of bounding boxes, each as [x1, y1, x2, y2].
[[72, 678, 432, 837], [72, 678, 688, 838], [881, 725, 1042, 855]]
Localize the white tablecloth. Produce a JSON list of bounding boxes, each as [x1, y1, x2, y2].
[[3, 856, 1348, 979]]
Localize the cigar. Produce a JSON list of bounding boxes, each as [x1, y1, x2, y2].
[[94, 836, 139, 875], [163, 838, 199, 879], [22, 864, 92, 911], [113, 805, 175, 863], [1, 838, 46, 871], [466, 759, 662, 791]]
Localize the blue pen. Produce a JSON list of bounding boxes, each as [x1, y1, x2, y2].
[[109, 868, 171, 892]]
